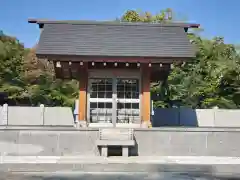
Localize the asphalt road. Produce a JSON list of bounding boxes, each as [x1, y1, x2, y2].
[[0, 172, 237, 180]]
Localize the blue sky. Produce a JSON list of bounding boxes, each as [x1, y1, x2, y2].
[[1, 0, 240, 48]]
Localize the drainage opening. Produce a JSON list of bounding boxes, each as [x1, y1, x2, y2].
[[108, 146, 122, 156]]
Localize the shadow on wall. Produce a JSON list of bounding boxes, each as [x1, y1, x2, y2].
[[152, 108, 240, 128], [152, 108, 198, 127], [130, 135, 139, 156]]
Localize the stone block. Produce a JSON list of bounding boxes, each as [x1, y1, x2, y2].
[[0, 131, 19, 143], [18, 131, 58, 155], [134, 131, 171, 156], [169, 131, 209, 156], [8, 107, 43, 125], [44, 107, 74, 126], [214, 110, 240, 127], [195, 109, 215, 127], [207, 132, 240, 156], [58, 131, 99, 156], [0, 131, 19, 155]]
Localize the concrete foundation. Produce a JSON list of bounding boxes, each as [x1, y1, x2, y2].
[[1, 156, 240, 178], [0, 127, 240, 157]]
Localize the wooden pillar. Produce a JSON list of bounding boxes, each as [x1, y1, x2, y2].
[[78, 63, 88, 122], [141, 64, 151, 122]]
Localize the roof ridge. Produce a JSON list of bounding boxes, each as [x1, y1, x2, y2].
[[28, 19, 200, 28]]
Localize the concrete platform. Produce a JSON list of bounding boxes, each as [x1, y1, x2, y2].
[[0, 156, 240, 178], [0, 171, 230, 180], [2, 169, 240, 180]]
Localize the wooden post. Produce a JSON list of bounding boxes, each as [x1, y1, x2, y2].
[[141, 64, 151, 126], [78, 63, 88, 127]]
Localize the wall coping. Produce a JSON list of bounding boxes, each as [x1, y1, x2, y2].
[[1, 126, 240, 132], [135, 127, 240, 132]]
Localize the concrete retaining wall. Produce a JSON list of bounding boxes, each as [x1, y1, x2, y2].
[[152, 108, 240, 127], [0, 105, 74, 126], [0, 127, 240, 157], [135, 128, 240, 156]]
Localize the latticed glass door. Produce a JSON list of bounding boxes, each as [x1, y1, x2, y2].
[[116, 78, 140, 124], [88, 78, 113, 123], [88, 77, 140, 125]]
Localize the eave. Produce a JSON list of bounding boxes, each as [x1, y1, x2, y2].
[[36, 54, 194, 64]]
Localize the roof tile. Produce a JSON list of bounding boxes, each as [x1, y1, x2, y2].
[[36, 23, 196, 58]]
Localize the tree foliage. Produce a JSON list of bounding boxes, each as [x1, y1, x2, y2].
[[1, 9, 240, 109], [121, 9, 173, 22], [121, 9, 240, 109], [0, 31, 78, 106]]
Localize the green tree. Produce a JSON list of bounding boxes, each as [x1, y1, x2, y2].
[[0, 31, 79, 106], [121, 9, 173, 22], [22, 48, 79, 107], [120, 10, 240, 109], [0, 31, 26, 102], [164, 36, 240, 109]]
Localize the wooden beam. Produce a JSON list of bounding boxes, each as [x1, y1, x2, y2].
[[36, 54, 192, 63]]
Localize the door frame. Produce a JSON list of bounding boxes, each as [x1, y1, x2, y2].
[[87, 69, 142, 127]]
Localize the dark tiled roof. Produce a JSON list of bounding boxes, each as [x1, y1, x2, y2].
[[35, 21, 196, 58]]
